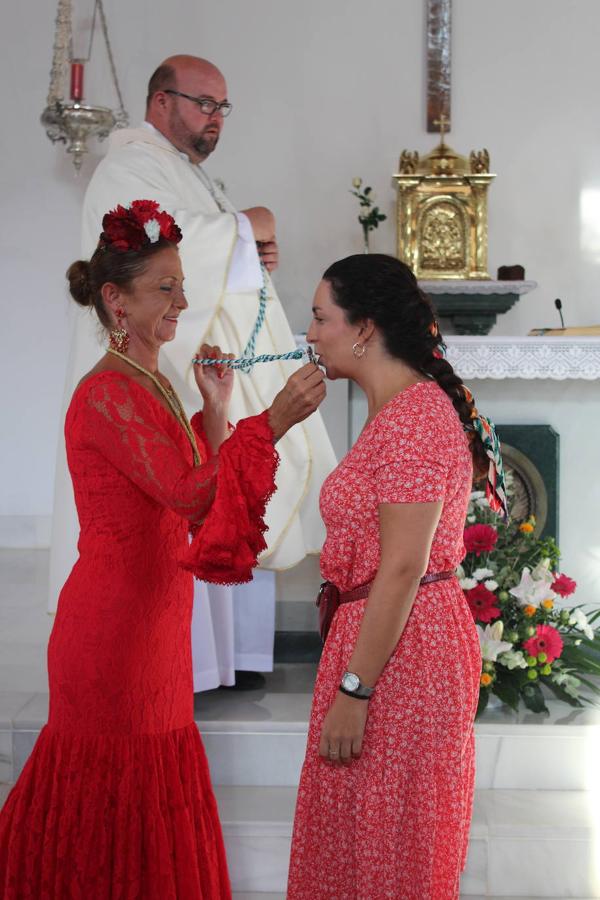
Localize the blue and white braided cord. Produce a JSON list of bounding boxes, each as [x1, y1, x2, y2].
[[193, 263, 314, 371]]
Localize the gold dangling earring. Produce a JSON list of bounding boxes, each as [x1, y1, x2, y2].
[[109, 307, 129, 354], [352, 341, 366, 359]]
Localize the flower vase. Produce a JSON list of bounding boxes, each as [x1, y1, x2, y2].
[[362, 228, 370, 254], [487, 692, 505, 710]]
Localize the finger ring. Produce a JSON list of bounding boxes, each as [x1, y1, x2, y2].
[[328, 748, 339, 757]]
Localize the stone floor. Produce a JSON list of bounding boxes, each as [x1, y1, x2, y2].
[[2, 550, 600, 897]]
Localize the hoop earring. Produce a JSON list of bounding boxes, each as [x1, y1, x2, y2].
[[109, 307, 129, 354], [352, 342, 366, 359]]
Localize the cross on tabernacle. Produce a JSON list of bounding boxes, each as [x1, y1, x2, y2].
[[433, 114, 449, 144], [427, 0, 452, 133]]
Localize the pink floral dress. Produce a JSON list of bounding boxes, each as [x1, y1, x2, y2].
[[287, 381, 481, 900]]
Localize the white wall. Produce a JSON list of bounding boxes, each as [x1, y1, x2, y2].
[[2, 0, 600, 545]]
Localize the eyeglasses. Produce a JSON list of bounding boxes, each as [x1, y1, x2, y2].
[[164, 89, 233, 118]]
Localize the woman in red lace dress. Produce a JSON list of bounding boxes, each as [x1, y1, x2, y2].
[[0, 202, 325, 900], [288, 255, 506, 900]]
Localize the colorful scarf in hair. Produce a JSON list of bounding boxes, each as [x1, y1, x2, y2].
[[461, 385, 509, 520], [471, 414, 509, 520]]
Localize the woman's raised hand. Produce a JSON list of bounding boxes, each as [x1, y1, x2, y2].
[[193, 344, 235, 409], [267, 363, 326, 442]]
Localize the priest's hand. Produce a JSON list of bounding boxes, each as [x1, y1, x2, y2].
[[241, 206, 276, 243], [257, 239, 279, 272], [267, 363, 326, 441], [318, 692, 369, 764]]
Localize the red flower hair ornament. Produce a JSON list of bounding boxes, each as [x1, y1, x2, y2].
[[99, 200, 182, 253]]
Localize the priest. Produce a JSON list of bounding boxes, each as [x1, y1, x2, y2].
[[49, 54, 336, 690]]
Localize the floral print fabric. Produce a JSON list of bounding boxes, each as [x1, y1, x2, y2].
[[288, 381, 481, 900]]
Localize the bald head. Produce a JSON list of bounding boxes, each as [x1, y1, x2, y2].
[[146, 56, 225, 109], [146, 56, 229, 164]]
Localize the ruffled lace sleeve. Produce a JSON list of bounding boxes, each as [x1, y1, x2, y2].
[[72, 374, 219, 522], [181, 410, 279, 584]]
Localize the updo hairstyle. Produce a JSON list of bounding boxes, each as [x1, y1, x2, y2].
[[322, 253, 488, 477], [67, 238, 174, 330]]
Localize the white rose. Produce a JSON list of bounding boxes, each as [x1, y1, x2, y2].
[[473, 567, 494, 581], [498, 649, 527, 670], [460, 578, 478, 590]]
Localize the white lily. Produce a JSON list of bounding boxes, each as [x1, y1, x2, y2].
[[498, 649, 527, 670], [477, 622, 513, 662], [473, 567, 494, 581], [569, 608, 594, 641], [509, 567, 556, 608]]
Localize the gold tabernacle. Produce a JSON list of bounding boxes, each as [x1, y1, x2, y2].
[[393, 118, 495, 279]]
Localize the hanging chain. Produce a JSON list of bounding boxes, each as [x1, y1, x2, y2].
[[80, 0, 98, 62], [96, 0, 129, 126]]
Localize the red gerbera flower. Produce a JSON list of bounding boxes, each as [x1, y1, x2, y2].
[[551, 573, 577, 597], [465, 583, 501, 623], [464, 524, 498, 556], [523, 624, 564, 663]]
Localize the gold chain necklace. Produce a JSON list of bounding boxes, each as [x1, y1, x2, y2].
[[107, 348, 201, 466]]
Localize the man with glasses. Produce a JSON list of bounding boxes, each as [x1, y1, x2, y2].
[[49, 55, 336, 693]]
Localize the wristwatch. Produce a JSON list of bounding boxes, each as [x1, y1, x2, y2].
[[339, 671, 374, 700]]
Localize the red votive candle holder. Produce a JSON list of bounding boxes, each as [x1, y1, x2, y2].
[[70, 61, 84, 102]]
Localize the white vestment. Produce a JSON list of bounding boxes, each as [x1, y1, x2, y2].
[[48, 125, 336, 689]]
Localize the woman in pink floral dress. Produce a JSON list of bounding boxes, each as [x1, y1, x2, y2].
[[288, 255, 506, 900]]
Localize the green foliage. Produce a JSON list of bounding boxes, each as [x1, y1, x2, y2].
[[350, 178, 387, 244]]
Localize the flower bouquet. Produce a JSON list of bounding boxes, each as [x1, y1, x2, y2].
[[460, 486, 600, 716], [350, 178, 387, 252]]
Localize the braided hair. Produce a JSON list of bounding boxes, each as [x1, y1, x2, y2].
[[322, 254, 488, 477]]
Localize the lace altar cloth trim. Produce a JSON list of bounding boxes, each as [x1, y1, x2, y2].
[[419, 280, 538, 295], [445, 336, 600, 380], [293, 334, 600, 380]]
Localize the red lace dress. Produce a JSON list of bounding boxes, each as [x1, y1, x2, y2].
[[0, 372, 278, 900], [288, 381, 481, 900]]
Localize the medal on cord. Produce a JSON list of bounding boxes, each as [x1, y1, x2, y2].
[[193, 265, 318, 373]]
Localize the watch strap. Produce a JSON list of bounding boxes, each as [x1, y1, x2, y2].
[[339, 684, 371, 700]]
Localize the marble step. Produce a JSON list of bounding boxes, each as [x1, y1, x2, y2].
[[216, 786, 600, 897], [196, 679, 600, 792], [4, 675, 600, 792]]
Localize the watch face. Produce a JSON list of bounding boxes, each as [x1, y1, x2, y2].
[[343, 673, 360, 692]]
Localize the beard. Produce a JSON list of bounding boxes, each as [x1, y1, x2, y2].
[[168, 107, 220, 161], [191, 129, 220, 158]]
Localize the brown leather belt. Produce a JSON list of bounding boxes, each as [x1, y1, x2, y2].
[[316, 570, 455, 643]]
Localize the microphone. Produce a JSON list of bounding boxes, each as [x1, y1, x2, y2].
[[555, 298, 565, 329]]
